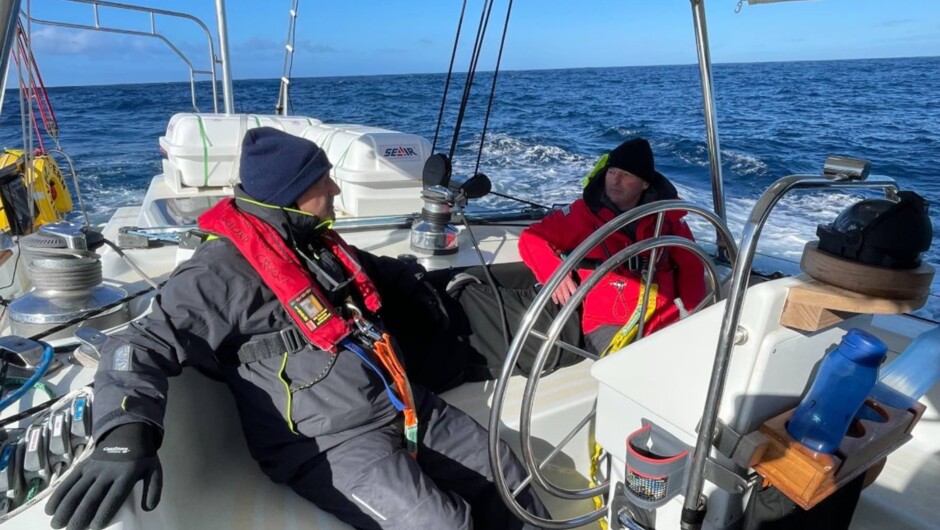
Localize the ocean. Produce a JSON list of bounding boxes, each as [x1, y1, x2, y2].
[[2, 56, 939, 315]]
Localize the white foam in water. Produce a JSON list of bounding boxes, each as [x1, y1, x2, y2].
[[67, 166, 145, 225], [723, 150, 769, 176], [455, 132, 591, 208], [455, 131, 940, 319]]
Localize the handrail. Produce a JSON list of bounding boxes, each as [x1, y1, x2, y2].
[[680, 174, 899, 529], [25, 0, 220, 113]]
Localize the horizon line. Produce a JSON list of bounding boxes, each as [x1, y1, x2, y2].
[[11, 54, 939, 91]]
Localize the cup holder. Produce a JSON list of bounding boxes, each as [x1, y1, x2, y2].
[[624, 420, 690, 509], [856, 400, 888, 423], [847, 401, 889, 438]]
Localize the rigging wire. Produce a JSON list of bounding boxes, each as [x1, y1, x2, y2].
[[431, 0, 469, 154]]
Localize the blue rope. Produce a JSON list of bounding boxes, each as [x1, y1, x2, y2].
[[341, 339, 406, 412], [0, 343, 55, 412]]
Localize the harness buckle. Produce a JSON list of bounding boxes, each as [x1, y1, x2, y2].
[[345, 302, 382, 342], [279, 326, 308, 354]]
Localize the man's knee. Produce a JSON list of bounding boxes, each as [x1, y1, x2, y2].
[[346, 473, 472, 529]]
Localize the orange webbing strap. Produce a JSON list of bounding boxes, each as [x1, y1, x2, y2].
[[372, 333, 419, 457]]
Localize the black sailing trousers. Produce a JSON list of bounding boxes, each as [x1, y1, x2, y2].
[[285, 386, 549, 529]]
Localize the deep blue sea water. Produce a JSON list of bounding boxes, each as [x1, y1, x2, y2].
[[2, 56, 940, 314]]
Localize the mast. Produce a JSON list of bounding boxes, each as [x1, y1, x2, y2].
[[0, 0, 24, 116], [214, 0, 234, 114]]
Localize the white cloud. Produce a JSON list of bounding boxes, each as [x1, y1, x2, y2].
[[28, 26, 165, 57]]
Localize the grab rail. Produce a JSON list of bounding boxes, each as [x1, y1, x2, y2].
[[680, 173, 899, 529], [25, 0, 220, 113]]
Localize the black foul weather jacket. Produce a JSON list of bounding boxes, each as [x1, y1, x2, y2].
[[92, 192, 424, 482]]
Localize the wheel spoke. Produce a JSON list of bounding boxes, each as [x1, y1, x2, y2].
[[529, 330, 599, 361], [511, 404, 598, 499]]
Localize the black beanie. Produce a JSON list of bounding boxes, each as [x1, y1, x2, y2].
[[239, 127, 333, 207], [607, 138, 655, 182]]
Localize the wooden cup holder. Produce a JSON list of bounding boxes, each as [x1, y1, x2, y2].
[[752, 399, 926, 510]]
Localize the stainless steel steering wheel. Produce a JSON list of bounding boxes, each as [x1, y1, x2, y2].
[[488, 200, 737, 529]]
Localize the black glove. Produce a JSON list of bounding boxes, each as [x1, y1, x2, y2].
[[46, 422, 163, 530]]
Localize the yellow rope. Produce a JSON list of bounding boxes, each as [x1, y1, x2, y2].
[[588, 282, 659, 528]]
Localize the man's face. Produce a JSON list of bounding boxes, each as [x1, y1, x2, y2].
[[604, 167, 647, 211], [295, 175, 341, 219]]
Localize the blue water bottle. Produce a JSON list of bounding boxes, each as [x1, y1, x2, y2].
[[786, 328, 887, 454]]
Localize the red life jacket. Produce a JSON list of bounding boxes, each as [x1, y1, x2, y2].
[[198, 197, 380, 353], [199, 198, 420, 454]]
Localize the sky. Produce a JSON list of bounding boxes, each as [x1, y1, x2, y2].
[[7, 0, 940, 87]]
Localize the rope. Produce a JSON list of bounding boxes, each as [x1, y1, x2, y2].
[[432, 1, 544, 212], [196, 114, 210, 186], [14, 41, 35, 229], [472, 0, 514, 177], [431, 0, 469, 154], [12, 25, 57, 150], [456, 206, 510, 352], [27, 256, 102, 292], [447, 0, 496, 161], [452, 1, 517, 352], [101, 238, 160, 289], [589, 282, 659, 528]]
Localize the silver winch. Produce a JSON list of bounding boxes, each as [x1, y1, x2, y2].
[[7, 222, 129, 339], [410, 186, 460, 255]]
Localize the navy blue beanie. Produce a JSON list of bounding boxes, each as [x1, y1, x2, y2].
[[239, 127, 333, 207]]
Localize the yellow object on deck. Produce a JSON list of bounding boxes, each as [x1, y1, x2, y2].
[[0, 149, 73, 232]]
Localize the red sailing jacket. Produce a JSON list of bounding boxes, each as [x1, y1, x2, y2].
[[519, 198, 706, 336]]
